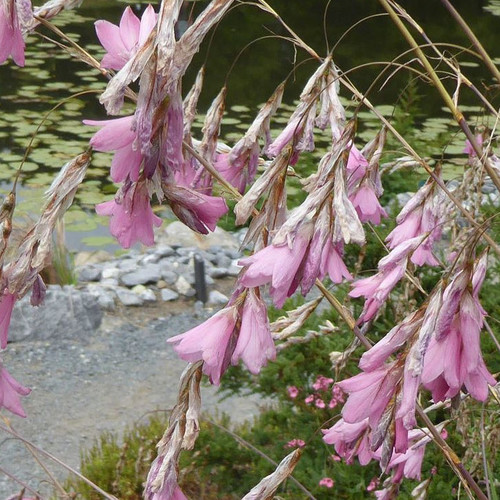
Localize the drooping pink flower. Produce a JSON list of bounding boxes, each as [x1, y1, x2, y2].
[[0, 0, 31, 67], [287, 386, 299, 399], [338, 362, 401, 427], [84, 116, 143, 183], [215, 148, 260, 194], [239, 226, 312, 308], [0, 292, 16, 349], [463, 133, 483, 158], [346, 144, 368, 184], [95, 5, 156, 71], [168, 289, 275, 385], [0, 364, 31, 417], [231, 288, 276, 375], [374, 428, 436, 484], [319, 477, 335, 488], [168, 305, 238, 386], [422, 251, 495, 402], [162, 184, 228, 235], [386, 175, 446, 267], [96, 181, 162, 249], [349, 183, 387, 225], [322, 418, 373, 465], [350, 236, 426, 323]]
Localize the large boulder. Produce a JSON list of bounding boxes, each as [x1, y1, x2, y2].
[[9, 285, 102, 342]]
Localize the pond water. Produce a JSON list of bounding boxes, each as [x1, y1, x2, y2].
[[0, 0, 499, 251]]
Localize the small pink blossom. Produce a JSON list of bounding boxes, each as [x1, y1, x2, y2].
[[285, 438, 305, 449], [315, 398, 326, 409], [84, 116, 143, 183], [0, 364, 31, 417], [312, 375, 334, 391], [304, 394, 315, 404], [332, 384, 344, 402], [367, 477, 380, 491], [328, 398, 338, 409], [96, 181, 162, 249], [319, 477, 335, 488], [95, 5, 156, 71], [330, 454, 341, 462], [287, 386, 299, 398], [0, 0, 30, 66]]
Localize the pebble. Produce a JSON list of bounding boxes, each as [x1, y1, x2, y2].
[[121, 263, 161, 286], [175, 276, 194, 296], [208, 290, 229, 305], [116, 288, 144, 306], [161, 289, 180, 301]]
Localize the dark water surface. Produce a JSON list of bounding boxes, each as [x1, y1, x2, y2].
[[0, 0, 499, 250]]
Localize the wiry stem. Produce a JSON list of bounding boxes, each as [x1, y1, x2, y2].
[[0, 423, 118, 500], [379, 0, 500, 195], [205, 418, 316, 499], [439, 0, 500, 84]]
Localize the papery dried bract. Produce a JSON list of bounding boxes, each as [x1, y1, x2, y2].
[[241, 449, 302, 500]]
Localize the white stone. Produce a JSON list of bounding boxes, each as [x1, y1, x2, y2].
[[175, 276, 194, 296]]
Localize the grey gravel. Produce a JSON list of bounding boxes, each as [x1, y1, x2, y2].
[[0, 309, 265, 499]]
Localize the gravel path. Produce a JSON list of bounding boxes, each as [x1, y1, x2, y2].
[[0, 302, 264, 499]]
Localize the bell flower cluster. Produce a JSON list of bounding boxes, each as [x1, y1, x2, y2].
[[350, 172, 449, 323], [168, 287, 275, 385], [86, 2, 232, 249]]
